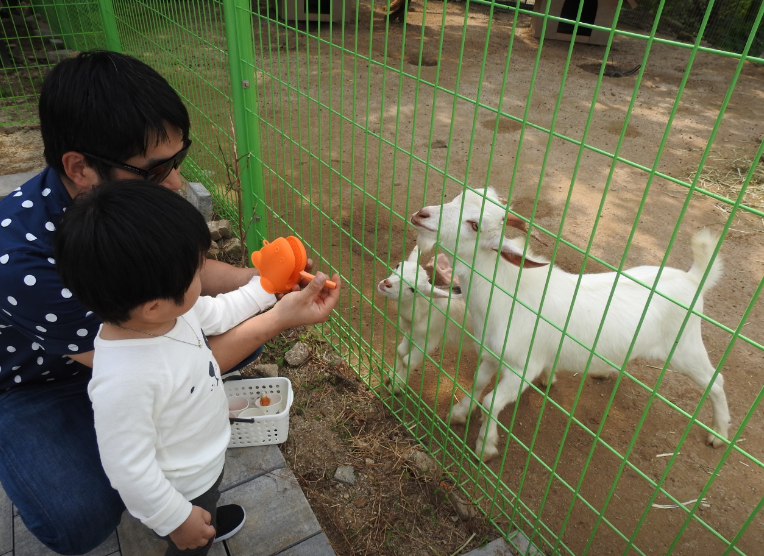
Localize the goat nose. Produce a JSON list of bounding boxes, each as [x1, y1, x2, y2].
[[415, 208, 430, 219], [382, 279, 392, 288]]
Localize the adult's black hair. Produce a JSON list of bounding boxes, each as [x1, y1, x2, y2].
[[54, 180, 211, 324], [39, 50, 190, 179]]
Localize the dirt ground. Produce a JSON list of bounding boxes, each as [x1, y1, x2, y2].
[[3, 1, 764, 554], [242, 327, 496, 556]]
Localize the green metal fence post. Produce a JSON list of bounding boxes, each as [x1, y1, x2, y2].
[[222, 0, 269, 252], [97, 0, 122, 52]]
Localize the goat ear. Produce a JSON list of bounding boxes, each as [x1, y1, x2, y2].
[[430, 285, 453, 299], [506, 213, 548, 247], [493, 239, 548, 268], [431, 253, 454, 287], [407, 245, 420, 263], [420, 282, 452, 299]]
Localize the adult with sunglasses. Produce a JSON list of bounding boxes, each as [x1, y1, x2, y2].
[[0, 51, 336, 555]]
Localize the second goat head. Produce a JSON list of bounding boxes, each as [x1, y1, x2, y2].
[[378, 245, 473, 392]]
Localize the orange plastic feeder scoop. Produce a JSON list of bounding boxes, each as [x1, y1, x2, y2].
[[251, 236, 337, 294]]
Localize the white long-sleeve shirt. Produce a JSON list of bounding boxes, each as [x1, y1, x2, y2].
[[88, 277, 276, 536]]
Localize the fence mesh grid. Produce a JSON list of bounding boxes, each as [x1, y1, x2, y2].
[[2, 0, 763, 553]]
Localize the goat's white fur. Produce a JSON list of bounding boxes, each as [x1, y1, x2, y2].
[[378, 246, 473, 392], [412, 187, 730, 461]]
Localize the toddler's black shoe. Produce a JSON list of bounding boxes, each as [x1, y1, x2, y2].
[[214, 504, 246, 542]]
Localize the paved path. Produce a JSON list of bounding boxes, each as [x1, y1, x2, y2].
[[0, 444, 335, 556]]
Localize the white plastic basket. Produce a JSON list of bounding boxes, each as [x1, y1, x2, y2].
[[224, 376, 293, 447]]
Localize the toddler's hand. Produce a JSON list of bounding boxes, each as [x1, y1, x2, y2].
[[169, 505, 215, 550], [273, 272, 341, 329]]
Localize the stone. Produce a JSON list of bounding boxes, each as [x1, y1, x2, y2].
[[403, 447, 441, 476], [285, 342, 311, 366], [449, 491, 477, 521], [208, 219, 231, 241], [206, 240, 220, 259], [460, 538, 514, 556], [507, 529, 544, 556], [185, 181, 212, 221], [220, 238, 242, 260], [322, 352, 344, 367], [45, 49, 75, 63], [334, 465, 356, 485], [251, 363, 279, 377]]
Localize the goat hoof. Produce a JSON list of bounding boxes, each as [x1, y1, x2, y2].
[[478, 444, 499, 462], [449, 412, 467, 425], [707, 433, 726, 448]]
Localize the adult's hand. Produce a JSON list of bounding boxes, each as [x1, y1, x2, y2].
[[168, 506, 215, 550]]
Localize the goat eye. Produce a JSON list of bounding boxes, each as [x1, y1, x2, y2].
[[468, 220, 479, 232]]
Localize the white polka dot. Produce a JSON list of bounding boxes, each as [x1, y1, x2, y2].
[[61, 289, 72, 299], [14, 376, 21, 383], [13, 191, 22, 197], [7, 346, 16, 353], [2, 309, 10, 316], [31, 342, 40, 350], [86, 311, 93, 317], [68, 344, 79, 352], [42, 188, 51, 196], [65, 359, 74, 365], [36, 326, 47, 333], [46, 378, 55, 381], [36, 335, 44, 341], [73, 371, 79, 375], [42, 371, 50, 375], [24, 275, 37, 286], [48, 258, 55, 264], [45, 222, 55, 232], [0, 254, 8, 264], [12, 366, 19, 370], [76, 329, 88, 337], [37, 357, 43, 365], [25, 233, 37, 242], [1, 219, 10, 227], [21, 200, 33, 208], [45, 314, 57, 322], [7, 296, 17, 306]]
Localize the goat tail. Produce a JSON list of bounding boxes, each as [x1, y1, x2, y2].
[[688, 228, 723, 293]]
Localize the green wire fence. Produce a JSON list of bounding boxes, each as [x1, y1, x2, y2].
[[2, 0, 763, 553]]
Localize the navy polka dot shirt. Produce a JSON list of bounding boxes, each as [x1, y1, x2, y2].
[[0, 168, 99, 390]]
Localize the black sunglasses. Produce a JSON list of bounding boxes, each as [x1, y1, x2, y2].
[[83, 140, 192, 184]]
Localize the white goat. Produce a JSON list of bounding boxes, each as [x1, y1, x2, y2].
[[412, 187, 730, 461], [378, 246, 473, 392]]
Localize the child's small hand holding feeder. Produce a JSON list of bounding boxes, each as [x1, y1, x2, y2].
[[251, 236, 337, 294]]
